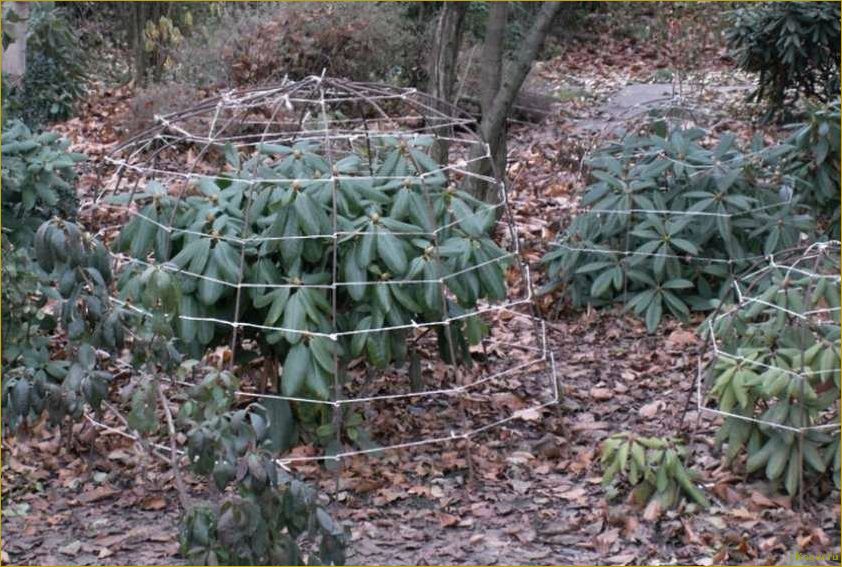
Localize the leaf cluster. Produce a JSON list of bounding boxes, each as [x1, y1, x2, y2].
[[1, 120, 84, 247], [601, 433, 709, 509]]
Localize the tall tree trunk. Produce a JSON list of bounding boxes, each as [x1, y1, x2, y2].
[[132, 3, 150, 87], [471, 1, 563, 203], [428, 2, 467, 164], [478, 2, 509, 202], [480, 3, 507, 113], [2, 2, 29, 81]]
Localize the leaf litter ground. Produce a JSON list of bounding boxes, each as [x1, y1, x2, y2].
[[3, 26, 839, 566]]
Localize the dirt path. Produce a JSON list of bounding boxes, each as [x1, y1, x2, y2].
[[568, 82, 752, 135]]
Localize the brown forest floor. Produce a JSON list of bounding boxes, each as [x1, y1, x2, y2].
[[3, 20, 840, 567]]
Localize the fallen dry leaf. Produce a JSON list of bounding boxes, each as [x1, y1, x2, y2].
[[642, 499, 662, 522], [638, 400, 665, 418], [140, 496, 168, 511], [77, 486, 118, 504], [438, 513, 460, 528], [58, 541, 82, 556], [665, 328, 699, 348], [590, 387, 613, 400]]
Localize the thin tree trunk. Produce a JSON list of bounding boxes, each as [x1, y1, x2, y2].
[[481, 2, 507, 113], [132, 3, 149, 87], [2, 2, 29, 81], [472, 1, 563, 202], [428, 2, 467, 164]]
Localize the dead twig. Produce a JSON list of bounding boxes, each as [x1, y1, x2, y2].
[[156, 381, 191, 511]]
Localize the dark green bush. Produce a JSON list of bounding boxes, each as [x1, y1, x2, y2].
[[704, 248, 840, 496], [780, 99, 841, 238], [2, 220, 122, 432], [1, 123, 87, 430], [2, 4, 87, 125], [1, 120, 84, 246], [2, 217, 347, 565], [725, 2, 840, 114], [541, 126, 815, 331], [178, 366, 346, 565], [115, 135, 509, 449]]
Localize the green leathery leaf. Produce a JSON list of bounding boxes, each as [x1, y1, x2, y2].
[[310, 336, 336, 373], [644, 297, 663, 332], [282, 343, 310, 397], [131, 205, 158, 258], [451, 198, 483, 237], [212, 240, 241, 282], [306, 364, 331, 399], [178, 294, 198, 343], [357, 230, 375, 266], [344, 248, 367, 301], [784, 445, 799, 496], [765, 439, 788, 480], [198, 261, 226, 305], [282, 292, 307, 344], [376, 230, 407, 274], [293, 192, 326, 235], [264, 287, 290, 326]]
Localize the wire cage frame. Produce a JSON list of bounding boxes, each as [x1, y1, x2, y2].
[[695, 241, 841, 433], [96, 75, 560, 473]]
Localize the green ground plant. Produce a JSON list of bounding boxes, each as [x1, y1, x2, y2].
[[704, 249, 840, 496], [600, 433, 709, 509]]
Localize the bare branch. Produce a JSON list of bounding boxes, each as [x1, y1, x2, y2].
[[156, 381, 190, 511]]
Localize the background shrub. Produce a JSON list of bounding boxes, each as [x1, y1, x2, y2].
[[126, 82, 202, 136], [781, 99, 841, 238], [164, 3, 426, 89], [1, 120, 84, 246], [725, 2, 840, 116], [541, 125, 818, 331]]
